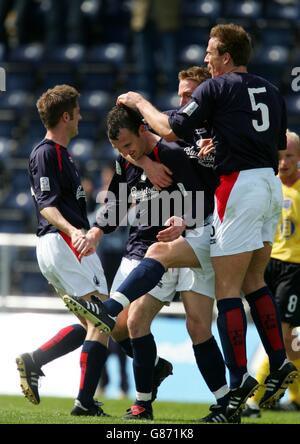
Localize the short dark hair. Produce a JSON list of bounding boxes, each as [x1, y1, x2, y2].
[[106, 106, 144, 140], [210, 23, 252, 66], [36, 84, 80, 129], [178, 66, 211, 83]]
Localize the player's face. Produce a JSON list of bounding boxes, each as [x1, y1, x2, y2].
[[204, 38, 227, 78], [278, 140, 300, 179], [110, 127, 146, 160], [178, 79, 199, 106]]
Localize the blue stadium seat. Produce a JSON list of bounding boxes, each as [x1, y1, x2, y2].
[[80, 90, 112, 116], [47, 44, 85, 64], [183, 0, 222, 19], [0, 90, 33, 112], [225, 0, 262, 19], [77, 119, 99, 139], [0, 137, 16, 160], [252, 45, 289, 66], [87, 43, 126, 66], [41, 71, 78, 90], [179, 44, 206, 65], [154, 93, 180, 111], [69, 138, 95, 162], [285, 94, 300, 116], [266, 1, 300, 22], [97, 141, 118, 162], [9, 43, 44, 63], [257, 25, 296, 48]]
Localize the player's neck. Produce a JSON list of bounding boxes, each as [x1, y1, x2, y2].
[[280, 170, 300, 187], [225, 66, 247, 74], [144, 131, 161, 154], [45, 129, 70, 148]]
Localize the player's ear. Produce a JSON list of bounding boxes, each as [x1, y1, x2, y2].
[[62, 111, 70, 122], [138, 124, 146, 136]]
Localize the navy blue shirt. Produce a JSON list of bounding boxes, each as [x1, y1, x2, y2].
[[96, 139, 211, 260], [29, 139, 90, 236], [169, 72, 287, 176]]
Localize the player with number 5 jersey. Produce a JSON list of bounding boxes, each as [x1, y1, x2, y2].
[[117, 23, 298, 421]]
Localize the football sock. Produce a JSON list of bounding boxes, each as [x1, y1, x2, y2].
[[217, 298, 248, 389], [131, 333, 157, 406], [118, 337, 133, 358], [245, 287, 286, 371], [32, 324, 86, 368], [77, 340, 108, 407], [104, 258, 166, 316], [193, 336, 229, 407]]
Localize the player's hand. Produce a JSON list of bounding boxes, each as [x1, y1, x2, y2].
[[197, 138, 215, 158], [156, 216, 186, 242], [144, 161, 173, 190], [117, 92, 144, 109]]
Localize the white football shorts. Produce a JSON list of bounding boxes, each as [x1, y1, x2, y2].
[[36, 232, 108, 298], [210, 168, 282, 256]]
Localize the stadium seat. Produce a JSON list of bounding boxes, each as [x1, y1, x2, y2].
[[257, 24, 296, 48], [9, 43, 44, 64], [154, 93, 180, 111], [0, 90, 33, 112], [0, 138, 16, 160], [80, 69, 115, 91], [80, 90, 112, 116], [285, 94, 300, 116], [40, 70, 78, 90], [225, 0, 262, 19], [179, 44, 206, 65], [69, 138, 95, 162], [97, 141, 118, 162], [87, 43, 126, 66], [183, 0, 222, 19], [265, 1, 300, 22], [5, 68, 36, 91], [47, 44, 85, 64], [0, 115, 19, 138], [178, 26, 208, 47], [77, 118, 99, 139]]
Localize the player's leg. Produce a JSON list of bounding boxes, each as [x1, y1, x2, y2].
[[243, 251, 297, 408], [124, 294, 164, 420]]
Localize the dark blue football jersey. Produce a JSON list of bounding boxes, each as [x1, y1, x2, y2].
[[96, 138, 211, 260], [29, 139, 90, 236], [169, 72, 287, 176]]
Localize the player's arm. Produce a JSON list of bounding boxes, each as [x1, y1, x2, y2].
[[125, 154, 173, 189], [31, 148, 86, 247], [117, 92, 177, 141]]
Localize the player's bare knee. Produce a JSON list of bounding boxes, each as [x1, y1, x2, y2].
[[145, 242, 172, 268], [127, 312, 149, 338], [186, 317, 211, 343]]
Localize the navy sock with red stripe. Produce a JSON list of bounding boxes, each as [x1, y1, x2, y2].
[[217, 298, 248, 389], [77, 340, 108, 408], [32, 324, 86, 368], [245, 287, 286, 371]]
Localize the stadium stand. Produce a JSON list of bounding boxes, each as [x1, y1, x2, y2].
[[0, 0, 299, 297]]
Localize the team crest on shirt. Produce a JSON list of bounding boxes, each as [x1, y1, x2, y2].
[[182, 100, 199, 116], [283, 199, 292, 209], [40, 177, 50, 191]]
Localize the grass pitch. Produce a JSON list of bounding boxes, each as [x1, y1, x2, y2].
[[0, 395, 299, 424]]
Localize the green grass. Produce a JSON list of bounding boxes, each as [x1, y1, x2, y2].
[[0, 395, 299, 424]]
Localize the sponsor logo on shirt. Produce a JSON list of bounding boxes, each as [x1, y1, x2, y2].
[[182, 100, 199, 116], [130, 186, 159, 202], [40, 177, 50, 191], [76, 185, 86, 200]]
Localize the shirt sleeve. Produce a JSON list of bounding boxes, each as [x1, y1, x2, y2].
[[30, 147, 62, 210], [168, 80, 216, 142], [94, 159, 131, 234]]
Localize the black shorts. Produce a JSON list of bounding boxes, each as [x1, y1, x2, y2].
[[265, 258, 300, 327]]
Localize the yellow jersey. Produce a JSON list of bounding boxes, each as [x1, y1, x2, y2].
[[271, 177, 300, 263]]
